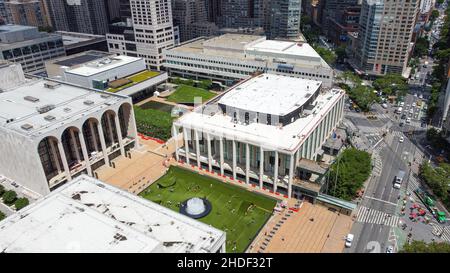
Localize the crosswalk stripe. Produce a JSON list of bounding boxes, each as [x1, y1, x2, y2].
[[355, 206, 399, 227]]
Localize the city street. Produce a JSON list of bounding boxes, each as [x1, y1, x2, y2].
[[344, 89, 450, 252]]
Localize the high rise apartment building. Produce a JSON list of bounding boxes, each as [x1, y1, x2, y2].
[[5, 0, 50, 28], [351, 0, 420, 76], [106, 0, 175, 70], [43, 0, 109, 35], [266, 0, 302, 40]]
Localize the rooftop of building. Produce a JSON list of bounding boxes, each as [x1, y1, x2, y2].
[[56, 31, 106, 47], [167, 33, 330, 68], [0, 24, 35, 33], [0, 76, 127, 139], [0, 175, 225, 253], [176, 75, 345, 153], [218, 74, 322, 116], [64, 55, 144, 77], [51, 50, 113, 68]]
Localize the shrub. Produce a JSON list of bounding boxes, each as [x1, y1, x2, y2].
[[14, 197, 29, 211], [0, 185, 5, 197], [0, 211, 5, 221], [2, 190, 17, 205]]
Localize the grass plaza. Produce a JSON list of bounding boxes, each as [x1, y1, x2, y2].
[[140, 166, 277, 253]]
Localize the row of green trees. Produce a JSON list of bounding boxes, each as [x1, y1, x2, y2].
[[428, 5, 450, 117], [0, 185, 30, 211], [337, 71, 380, 112], [133, 106, 174, 141], [400, 240, 450, 253], [419, 162, 450, 210], [326, 148, 372, 201]]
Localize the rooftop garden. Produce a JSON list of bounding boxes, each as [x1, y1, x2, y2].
[[107, 70, 161, 93]]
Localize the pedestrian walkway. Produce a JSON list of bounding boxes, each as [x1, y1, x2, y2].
[[391, 131, 404, 138], [356, 206, 400, 227], [407, 175, 421, 192], [430, 223, 450, 243]]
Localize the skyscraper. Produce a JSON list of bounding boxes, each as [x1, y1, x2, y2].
[[43, 0, 109, 35], [5, 0, 51, 28], [215, 0, 267, 29], [266, 0, 302, 40], [319, 0, 359, 36], [171, 0, 218, 42], [351, 0, 420, 76], [106, 0, 175, 70]]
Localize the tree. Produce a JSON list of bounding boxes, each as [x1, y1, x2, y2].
[[430, 10, 440, 22], [347, 84, 378, 112], [314, 46, 337, 66], [420, 162, 450, 208], [372, 74, 408, 97], [2, 190, 17, 205], [327, 148, 372, 200], [0, 211, 5, 221], [413, 37, 430, 57], [0, 185, 4, 196], [400, 240, 450, 253], [14, 198, 29, 211], [335, 46, 347, 63]]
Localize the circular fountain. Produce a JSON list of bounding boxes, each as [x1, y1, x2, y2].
[[180, 197, 212, 219]]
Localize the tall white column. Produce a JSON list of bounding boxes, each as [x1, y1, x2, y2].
[[57, 140, 71, 181], [89, 121, 99, 152], [173, 125, 179, 161], [207, 133, 212, 172], [129, 106, 140, 149], [194, 129, 200, 168], [78, 130, 92, 176], [245, 143, 250, 184], [183, 128, 190, 165], [259, 146, 264, 189], [97, 122, 110, 167], [288, 153, 294, 198], [69, 129, 81, 162], [219, 137, 224, 176], [232, 140, 237, 179], [49, 139, 61, 173], [273, 151, 278, 193], [114, 114, 125, 156]]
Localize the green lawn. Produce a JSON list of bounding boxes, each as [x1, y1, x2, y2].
[[167, 84, 216, 103], [140, 166, 277, 253], [133, 106, 174, 141]]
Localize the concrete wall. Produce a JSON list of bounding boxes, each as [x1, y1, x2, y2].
[[0, 129, 50, 196]]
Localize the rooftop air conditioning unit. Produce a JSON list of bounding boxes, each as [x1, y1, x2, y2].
[[37, 104, 55, 114], [63, 107, 71, 112], [44, 82, 61, 89], [84, 100, 94, 105], [24, 96, 39, 102], [44, 115, 56, 121], [21, 123, 33, 131], [100, 94, 110, 99]]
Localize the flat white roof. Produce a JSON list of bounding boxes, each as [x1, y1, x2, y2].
[[0, 77, 126, 138], [246, 40, 322, 60], [177, 86, 344, 153], [65, 55, 143, 77], [218, 74, 322, 116], [0, 175, 225, 253]]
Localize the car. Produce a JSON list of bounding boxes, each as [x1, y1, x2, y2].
[[409, 109, 414, 114], [399, 122, 404, 127], [399, 101, 405, 107], [401, 114, 406, 119], [421, 122, 427, 128], [386, 246, 394, 253], [419, 94, 423, 99], [355, 108, 361, 113], [412, 102, 416, 107], [382, 103, 388, 109], [345, 234, 354, 248], [399, 136, 404, 143], [406, 117, 411, 124]]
